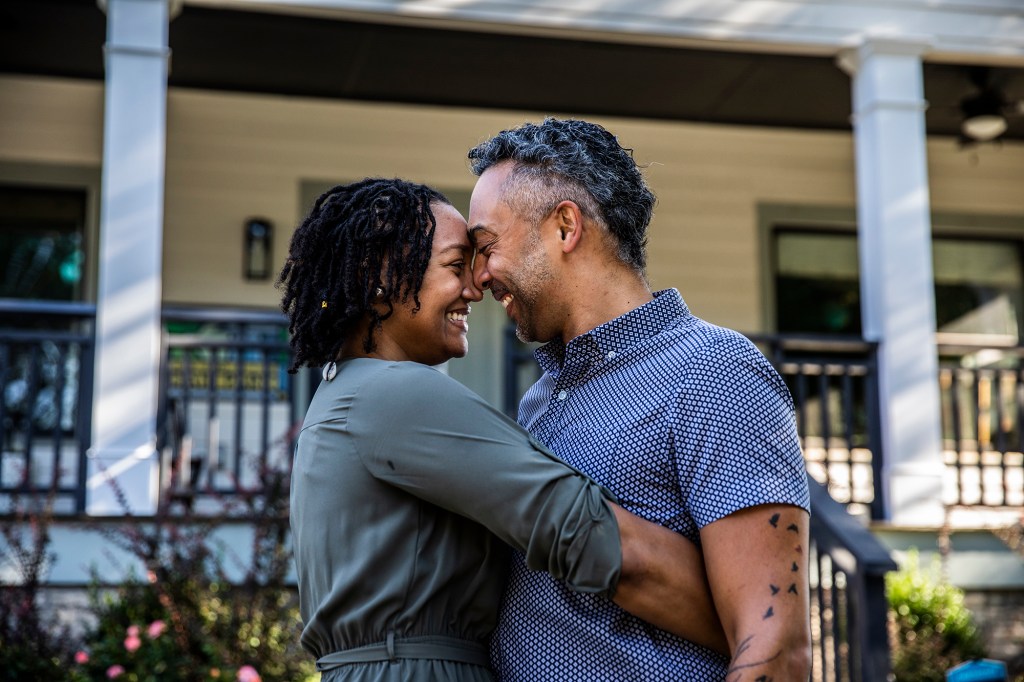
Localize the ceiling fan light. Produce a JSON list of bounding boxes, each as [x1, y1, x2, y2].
[[962, 114, 1008, 141]]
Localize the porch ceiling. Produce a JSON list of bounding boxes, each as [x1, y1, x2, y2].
[[3, 0, 1024, 141]]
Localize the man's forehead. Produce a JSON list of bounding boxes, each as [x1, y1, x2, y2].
[[474, 162, 515, 199]]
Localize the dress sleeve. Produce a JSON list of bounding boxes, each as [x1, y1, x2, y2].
[[348, 362, 622, 596]]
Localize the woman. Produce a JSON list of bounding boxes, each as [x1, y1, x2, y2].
[[278, 178, 723, 681]]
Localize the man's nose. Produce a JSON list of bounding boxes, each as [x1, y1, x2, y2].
[[462, 269, 483, 302], [473, 256, 492, 291]]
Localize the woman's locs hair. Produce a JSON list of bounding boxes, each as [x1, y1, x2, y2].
[[276, 178, 449, 372]]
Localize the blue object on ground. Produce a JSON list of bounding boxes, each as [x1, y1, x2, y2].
[[946, 659, 1008, 682]]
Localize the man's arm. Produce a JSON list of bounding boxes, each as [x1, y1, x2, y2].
[[701, 503, 812, 681], [609, 504, 730, 656]]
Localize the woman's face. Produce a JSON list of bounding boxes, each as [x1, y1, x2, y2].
[[375, 202, 483, 366]]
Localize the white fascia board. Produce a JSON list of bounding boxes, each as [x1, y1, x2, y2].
[[184, 0, 1024, 62]]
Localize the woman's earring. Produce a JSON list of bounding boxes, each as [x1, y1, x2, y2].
[[375, 287, 384, 298], [322, 362, 337, 382]]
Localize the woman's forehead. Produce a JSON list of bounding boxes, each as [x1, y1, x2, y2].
[[432, 202, 471, 252]]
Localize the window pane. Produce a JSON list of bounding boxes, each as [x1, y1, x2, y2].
[[775, 231, 861, 334], [777, 231, 859, 279], [933, 239, 1023, 338], [0, 185, 87, 301]]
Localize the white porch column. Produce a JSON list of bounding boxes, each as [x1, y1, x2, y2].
[[88, 0, 173, 515], [839, 37, 945, 526]]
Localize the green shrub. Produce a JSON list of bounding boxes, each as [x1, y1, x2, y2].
[[887, 549, 987, 682]]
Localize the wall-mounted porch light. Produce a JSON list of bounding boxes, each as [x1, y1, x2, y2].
[[244, 218, 272, 280]]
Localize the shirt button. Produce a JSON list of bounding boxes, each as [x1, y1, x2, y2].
[[606, 351, 617, 360], [557, 390, 568, 401]]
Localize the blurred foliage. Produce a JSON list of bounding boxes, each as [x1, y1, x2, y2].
[[0, 487, 78, 681], [887, 549, 987, 682], [1, 465, 317, 682]]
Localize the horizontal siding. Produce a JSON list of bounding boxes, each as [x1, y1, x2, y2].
[[0, 76, 103, 165], [1, 75, 1022, 335]]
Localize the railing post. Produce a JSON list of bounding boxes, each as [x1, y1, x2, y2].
[[864, 342, 887, 521], [502, 323, 518, 417], [75, 338, 95, 515], [858, 570, 895, 681], [503, 323, 540, 418]]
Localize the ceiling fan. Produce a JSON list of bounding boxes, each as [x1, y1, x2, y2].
[[958, 66, 1024, 145]]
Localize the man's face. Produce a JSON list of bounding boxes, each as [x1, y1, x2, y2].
[[468, 163, 558, 343]]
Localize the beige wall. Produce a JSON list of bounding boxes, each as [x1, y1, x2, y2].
[[2, 74, 1023, 334]]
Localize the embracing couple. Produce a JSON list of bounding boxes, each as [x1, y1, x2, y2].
[[281, 117, 812, 681]]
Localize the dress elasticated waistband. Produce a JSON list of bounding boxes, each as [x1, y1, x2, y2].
[[316, 633, 489, 671]]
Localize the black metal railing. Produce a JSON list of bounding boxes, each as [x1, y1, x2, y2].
[[808, 476, 897, 682], [0, 299, 95, 514], [747, 335, 884, 521], [158, 306, 315, 510], [938, 341, 1024, 509], [5, 300, 1021, 522]]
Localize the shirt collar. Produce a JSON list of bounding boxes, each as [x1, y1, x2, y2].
[[535, 288, 690, 373]]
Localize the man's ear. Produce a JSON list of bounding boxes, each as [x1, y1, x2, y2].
[[552, 200, 584, 254]]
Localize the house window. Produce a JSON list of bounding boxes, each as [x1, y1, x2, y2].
[[0, 184, 88, 301], [774, 229, 1024, 342], [933, 239, 1023, 340], [775, 231, 861, 335]]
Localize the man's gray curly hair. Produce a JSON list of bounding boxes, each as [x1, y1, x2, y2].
[[468, 118, 656, 273]]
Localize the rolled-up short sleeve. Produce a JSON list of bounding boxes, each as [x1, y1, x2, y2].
[[348, 362, 623, 596]]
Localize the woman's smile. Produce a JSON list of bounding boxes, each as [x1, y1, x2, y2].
[[446, 306, 471, 332]]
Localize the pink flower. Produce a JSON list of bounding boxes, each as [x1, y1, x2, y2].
[[74, 650, 89, 664], [107, 665, 125, 679], [147, 619, 166, 638], [124, 633, 142, 652], [237, 665, 261, 682], [126, 625, 140, 638]]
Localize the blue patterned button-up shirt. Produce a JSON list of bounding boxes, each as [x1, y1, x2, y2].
[[490, 289, 810, 681]]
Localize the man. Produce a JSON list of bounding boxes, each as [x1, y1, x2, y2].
[[467, 118, 812, 681]]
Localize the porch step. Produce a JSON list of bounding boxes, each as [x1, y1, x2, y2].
[[873, 527, 1024, 589]]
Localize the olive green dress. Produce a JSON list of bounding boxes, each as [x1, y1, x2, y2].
[[290, 359, 622, 681]]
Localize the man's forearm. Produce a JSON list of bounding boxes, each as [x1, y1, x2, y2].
[[703, 505, 813, 681], [724, 629, 810, 681], [609, 504, 730, 655]]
